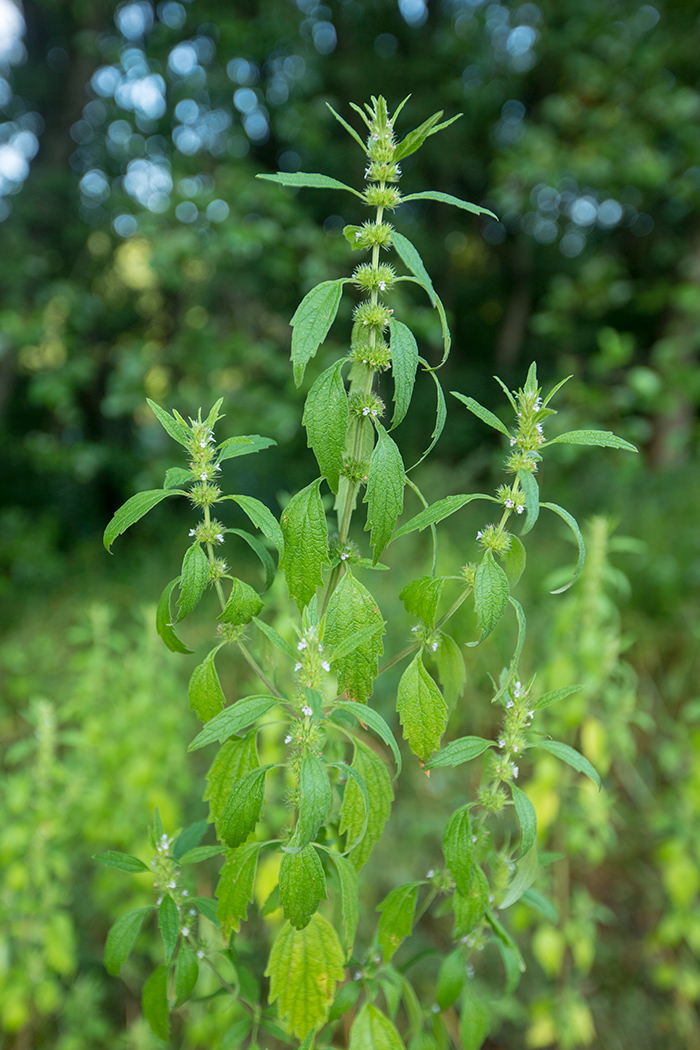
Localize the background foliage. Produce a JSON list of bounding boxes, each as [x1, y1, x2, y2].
[[1, 0, 699, 1047]]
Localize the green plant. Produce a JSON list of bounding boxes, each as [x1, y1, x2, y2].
[[99, 96, 636, 1049]]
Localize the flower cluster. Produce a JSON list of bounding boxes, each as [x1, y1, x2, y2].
[[293, 630, 332, 690]]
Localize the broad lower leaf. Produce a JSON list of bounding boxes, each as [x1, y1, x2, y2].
[[257, 170, 362, 197], [451, 392, 511, 437], [279, 845, 327, 929], [396, 653, 448, 762], [188, 695, 280, 751], [500, 843, 539, 909], [156, 576, 194, 654], [393, 493, 495, 540], [227, 529, 275, 593], [389, 317, 420, 428], [349, 1002, 406, 1049], [325, 572, 385, 703], [533, 740, 602, 789], [220, 577, 264, 625], [216, 841, 261, 937], [517, 469, 539, 535], [437, 948, 466, 1011], [216, 433, 276, 463], [174, 946, 199, 1006], [146, 398, 190, 445], [218, 766, 270, 847], [158, 895, 180, 961], [511, 784, 537, 856], [501, 535, 526, 588], [460, 987, 490, 1050], [163, 466, 193, 489], [297, 751, 332, 847], [94, 851, 148, 873], [453, 865, 489, 938], [546, 429, 637, 452], [142, 965, 169, 1041], [290, 279, 346, 386], [377, 882, 420, 962], [302, 358, 348, 493], [340, 737, 394, 871], [204, 731, 259, 825], [266, 914, 345, 1038], [400, 575, 445, 629], [425, 736, 494, 770], [391, 232, 436, 305], [177, 541, 209, 622], [533, 684, 582, 710], [329, 699, 401, 776], [472, 550, 509, 641], [541, 502, 586, 592], [226, 494, 284, 555], [104, 489, 185, 552], [443, 806, 474, 895], [280, 478, 329, 610], [364, 424, 405, 564], [434, 633, 467, 708], [104, 906, 152, 975], [188, 647, 226, 723]]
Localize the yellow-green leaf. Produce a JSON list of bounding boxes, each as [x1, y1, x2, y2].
[[279, 845, 327, 929], [265, 914, 345, 1038], [348, 1002, 406, 1049], [325, 572, 385, 703], [216, 841, 261, 938], [204, 731, 259, 825], [340, 737, 393, 871]]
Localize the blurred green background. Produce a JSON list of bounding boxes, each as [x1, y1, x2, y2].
[[1, 0, 699, 1047]]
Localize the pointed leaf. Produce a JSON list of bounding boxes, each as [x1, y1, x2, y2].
[[541, 501, 586, 592], [391, 233, 435, 305], [500, 843, 539, 909], [265, 914, 345, 1038], [453, 866, 489, 938], [451, 392, 511, 437], [426, 735, 494, 770], [303, 358, 349, 493], [298, 752, 332, 847], [517, 469, 539, 535], [402, 190, 496, 220], [219, 766, 271, 847], [280, 478, 329, 610], [434, 633, 467, 708], [546, 429, 638, 452], [191, 896, 219, 925], [325, 572, 385, 703], [156, 577, 194, 654], [290, 279, 346, 386], [217, 434, 276, 463], [220, 577, 264, 625], [142, 965, 169, 1041], [349, 1002, 406, 1049], [511, 784, 537, 857], [147, 398, 190, 445], [326, 102, 367, 150], [164, 466, 193, 489], [472, 550, 509, 641], [329, 699, 401, 776], [172, 819, 207, 860], [533, 740, 602, 789], [533, 684, 582, 710], [227, 494, 284, 555], [394, 110, 462, 162], [204, 731, 259, 825], [400, 575, 444, 629], [227, 528, 275, 593], [501, 535, 526, 588], [257, 170, 363, 197], [393, 493, 495, 540], [280, 845, 327, 929], [94, 851, 149, 873], [437, 948, 466, 1011], [177, 541, 209, 622], [364, 424, 405, 564], [178, 845, 224, 864], [396, 653, 448, 762], [521, 888, 559, 923], [322, 848, 359, 958], [188, 695, 280, 751], [340, 737, 394, 871], [104, 907, 152, 975], [253, 616, 296, 660], [460, 987, 490, 1050], [443, 806, 474, 895], [377, 882, 419, 962], [174, 946, 199, 1006], [158, 895, 180, 961], [104, 489, 185, 552], [188, 647, 226, 723], [388, 318, 420, 428], [216, 842, 261, 937], [486, 909, 525, 971]]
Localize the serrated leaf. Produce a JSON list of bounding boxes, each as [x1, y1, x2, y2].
[[541, 501, 586, 593], [204, 731, 260, 824], [104, 489, 185, 552], [500, 843, 539, 909], [326, 102, 367, 150], [391, 233, 436, 305], [253, 616, 297, 660], [164, 466, 194, 489], [147, 398, 191, 445], [437, 949, 466, 1011], [227, 528, 275, 593], [364, 424, 405, 564], [546, 429, 638, 452], [94, 851, 149, 873], [158, 895, 180, 961], [533, 684, 582, 710], [220, 577, 263, 625], [323, 849, 358, 958], [453, 866, 489, 938], [329, 700, 401, 776], [472, 550, 509, 641], [219, 766, 270, 848], [226, 494, 284, 555], [402, 190, 496, 220], [451, 392, 511, 437], [290, 279, 346, 386], [280, 845, 327, 929], [388, 318, 419, 428], [188, 695, 280, 751], [349, 1002, 406, 1049], [280, 478, 329, 611], [511, 784, 537, 857], [156, 577, 194, 654], [297, 752, 331, 847], [425, 736, 494, 770], [188, 647, 226, 723], [142, 964, 169, 1041], [178, 845, 224, 864], [393, 493, 495, 540], [266, 914, 345, 1038], [396, 653, 448, 762], [325, 572, 385, 703], [303, 358, 348, 493], [443, 807, 474, 895], [177, 541, 209, 622], [257, 170, 362, 197], [216, 842, 261, 937], [172, 819, 207, 859], [501, 535, 526, 588], [104, 906, 152, 975], [533, 740, 602, 789], [217, 433, 276, 463], [460, 987, 490, 1050], [434, 633, 466, 708], [400, 575, 444, 629], [340, 737, 394, 871], [377, 882, 419, 962], [517, 469, 539, 535], [174, 946, 199, 1006]]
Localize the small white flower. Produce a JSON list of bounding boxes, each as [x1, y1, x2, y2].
[[355, 231, 361, 241], [476, 530, 483, 540], [215, 533, 224, 543], [513, 744, 519, 753], [156, 896, 162, 904], [371, 408, 378, 416], [341, 551, 349, 560], [302, 705, 313, 717], [431, 1003, 441, 1013], [189, 908, 196, 916], [471, 834, 478, 843], [528, 710, 535, 719], [536, 423, 544, 434], [534, 397, 542, 410], [318, 643, 323, 652], [466, 964, 475, 978], [182, 889, 189, 896], [321, 660, 331, 672], [506, 700, 514, 709], [505, 498, 514, 508], [197, 949, 205, 959], [200, 471, 208, 481], [150, 859, 156, 867], [294, 662, 302, 671], [516, 505, 524, 514], [189, 528, 197, 537], [379, 280, 386, 291], [488, 893, 495, 903], [199, 439, 207, 448], [510, 436, 517, 446], [512, 764, 519, 778], [362, 406, 370, 415], [284, 734, 292, 744], [168, 880, 177, 889], [498, 738, 505, 749], [181, 927, 190, 937], [353, 971, 363, 980], [411, 625, 419, 632], [426, 869, 435, 878], [297, 639, 307, 651], [431, 641, 438, 652]]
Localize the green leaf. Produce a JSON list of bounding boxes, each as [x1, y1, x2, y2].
[[394, 110, 462, 162], [340, 737, 394, 871], [158, 895, 180, 961], [511, 784, 537, 856], [257, 170, 362, 197], [219, 766, 271, 847], [164, 466, 194, 489], [364, 424, 405, 564], [533, 684, 582, 710], [298, 751, 332, 847], [104, 907, 152, 975], [104, 489, 185, 552], [486, 909, 525, 972], [349, 1002, 406, 1049], [396, 653, 448, 762], [220, 577, 264, 625], [227, 529, 275, 593], [377, 882, 419, 962], [178, 845, 223, 864], [324, 572, 385, 703], [191, 896, 219, 925], [326, 102, 367, 150], [329, 699, 401, 776], [453, 865, 489, 938], [174, 946, 199, 1006], [524, 362, 539, 396], [425, 736, 494, 770], [172, 819, 207, 860], [280, 845, 327, 929], [188, 647, 226, 723], [266, 914, 345, 1038], [546, 429, 638, 452], [460, 987, 490, 1050], [147, 398, 190, 445], [327, 619, 386, 664], [177, 541, 209, 622], [388, 318, 420, 428], [517, 469, 539, 535], [520, 888, 559, 923], [204, 731, 260, 825], [142, 965, 169, 1041], [508, 597, 527, 675], [217, 433, 276, 463], [451, 392, 511, 437], [400, 575, 445, 629], [302, 358, 348, 493], [188, 695, 280, 751], [402, 190, 496, 219], [393, 493, 495, 540], [290, 279, 346, 386], [443, 806, 475, 895], [253, 616, 297, 660], [94, 851, 149, 873], [501, 535, 526, 588], [437, 949, 466, 1011], [280, 478, 329, 610], [323, 849, 359, 959], [500, 843, 539, 909], [533, 740, 602, 789], [540, 502, 586, 592], [472, 550, 509, 642], [227, 494, 284, 555], [434, 633, 467, 708], [216, 841, 261, 937], [391, 232, 436, 305], [496, 939, 524, 997], [156, 577, 194, 654]]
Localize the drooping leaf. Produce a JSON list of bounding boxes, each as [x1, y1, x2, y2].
[[500, 843, 539, 909], [218, 766, 271, 847], [400, 575, 445, 629], [541, 502, 586, 593], [142, 965, 170, 1041], [322, 848, 359, 959], [388, 317, 420, 429], [104, 489, 186, 552], [257, 170, 362, 197], [174, 946, 199, 1006], [216, 434, 276, 463], [402, 191, 496, 220], [158, 895, 180, 961], [328, 699, 401, 776], [460, 987, 490, 1050], [501, 535, 526, 588], [324, 572, 385, 703], [176, 541, 209, 622], [302, 358, 348, 493], [280, 478, 330, 610], [265, 914, 345, 1038], [517, 469, 539, 535], [377, 882, 419, 962], [533, 684, 582, 710], [94, 851, 149, 873], [393, 493, 495, 540], [156, 577, 194, 654], [219, 577, 264, 625], [425, 736, 494, 770], [348, 1002, 406, 1049], [279, 845, 327, 929], [453, 865, 489, 938], [104, 907, 153, 975], [396, 653, 448, 762], [188, 695, 280, 751], [340, 737, 394, 871], [546, 429, 638, 452], [451, 392, 511, 438], [146, 398, 191, 445], [188, 647, 226, 723], [437, 949, 466, 1011], [511, 784, 537, 857], [297, 751, 332, 847], [433, 633, 467, 708], [290, 279, 346, 386], [226, 528, 275, 593], [391, 232, 436, 304], [226, 494, 284, 555], [443, 806, 474, 895], [533, 740, 602, 789], [508, 597, 527, 675], [216, 841, 261, 937], [204, 731, 259, 825], [364, 424, 405, 563], [472, 550, 509, 642]]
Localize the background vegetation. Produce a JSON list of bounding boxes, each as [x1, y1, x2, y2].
[[1, 0, 699, 1047]]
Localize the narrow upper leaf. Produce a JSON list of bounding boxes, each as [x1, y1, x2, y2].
[[104, 489, 185, 552], [511, 784, 537, 856], [451, 392, 511, 437], [434, 633, 467, 708], [257, 170, 363, 197], [146, 398, 190, 445], [393, 493, 495, 540], [158, 895, 180, 960], [425, 736, 494, 770], [164, 466, 193, 489], [322, 849, 359, 958], [227, 494, 284, 555], [174, 946, 199, 1006], [216, 433, 276, 463], [329, 699, 401, 776], [326, 102, 367, 150], [302, 358, 348, 493], [364, 423, 405, 563], [218, 765, 270, 847], [500, 843, 539, 909], [533, 740, 602, 789], [156, 576, 194, 654], [533, 684, 582, 710], [253, 616, 297, 660], [188, 695, 280, 750], [402, 190, 497, 219], [443, 806, 474, 895], [396, 653, 448, 762], [546, 429, 638, 452], [290, 279, 346, 386], [227, 529, 275, 592], [541, 501, 586, 593], [297, 751, 332, 847], [280, 478, 329, 611], [517, 469, 539, 536], [94, 851, 149, 873], [391, 232, 436, 305], [388, 317, 419, 428], [501, 535, 526, 588]]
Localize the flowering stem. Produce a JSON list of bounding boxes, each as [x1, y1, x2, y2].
[[237, 640, 284, 700]]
